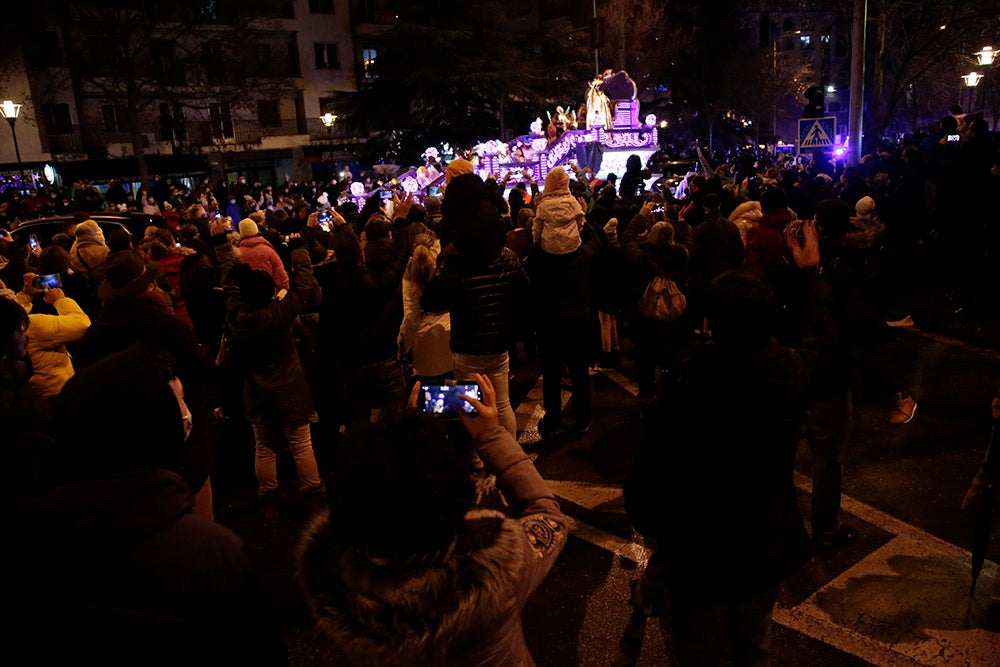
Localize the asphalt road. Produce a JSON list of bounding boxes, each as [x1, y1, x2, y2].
[[212, 322, 1000, 666]]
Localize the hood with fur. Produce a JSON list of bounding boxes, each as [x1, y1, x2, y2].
[[297, 504, 529, 666]]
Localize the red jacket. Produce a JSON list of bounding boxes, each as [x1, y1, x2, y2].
[[238, 236, 290, 293]]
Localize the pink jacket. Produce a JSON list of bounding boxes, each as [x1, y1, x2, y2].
[[238, 236, 289, 292]]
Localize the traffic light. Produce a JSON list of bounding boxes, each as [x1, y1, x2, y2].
[[802, 85, 825, 118], [591, 17, 605, 50]]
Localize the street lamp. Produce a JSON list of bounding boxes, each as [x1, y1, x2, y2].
[[320, 112, 337, 136], [963, 71, 984, 111], [976, 46, 995, 67], [0, 99, 23, 167]]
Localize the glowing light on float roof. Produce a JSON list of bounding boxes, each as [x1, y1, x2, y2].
[[350, 182, 365, 196], [659, 120, 668, 128], [644, 113, 657, 127]]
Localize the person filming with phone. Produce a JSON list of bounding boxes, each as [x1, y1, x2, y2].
[[297, 373, 567, 666], [3, 270, 90, 397]]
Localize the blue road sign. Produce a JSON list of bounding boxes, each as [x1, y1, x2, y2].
[[798, 117, 837, 149]]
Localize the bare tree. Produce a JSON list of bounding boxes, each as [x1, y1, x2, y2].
[[601, 0, 691, 99]]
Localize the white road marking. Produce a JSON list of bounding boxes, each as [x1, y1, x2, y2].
[[522, 337, 1000, 666], [543, 474, 999, 667]]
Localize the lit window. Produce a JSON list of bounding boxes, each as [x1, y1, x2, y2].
[[362, 48, 378, 79]]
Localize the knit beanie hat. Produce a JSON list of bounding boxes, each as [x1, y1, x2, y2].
[[445, 158, 475, 183], [544, 166, 570, 193], [75, 219, 105, 244], [238, 218, 259, 238], [248, 210, 267, 225], [855, 196, 876, 215], [645, 221, 676, 246]]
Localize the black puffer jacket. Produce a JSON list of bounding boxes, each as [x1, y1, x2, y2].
[[421, 244, 530, 356]]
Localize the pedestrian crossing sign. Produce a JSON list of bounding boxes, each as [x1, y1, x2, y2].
[[798, 117, 837, 149]]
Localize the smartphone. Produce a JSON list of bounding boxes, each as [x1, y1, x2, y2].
[[651, 204, 666, 214], [946, 134, 960, 142], [33, 273, 61, 290], [421, 383, 481, 417], [380, 189, 394, 200], [427, 186, 441, 197], [211, 210, 222, 219], [28, 234, 39, 252]]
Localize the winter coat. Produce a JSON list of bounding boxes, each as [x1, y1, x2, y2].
[[238, 235, 290, 293], [421, 245, 530, 356], [297, 426, 567, 667], [217, 240, 321, 425], [400, 251, 452, 378], [316, 232, 407, 367], [691, 212, 745, 288], [10, 468, 286, 665], [625, 270, 836, 604], [744, 207, 794, 278], [15, 293, 90, 398], [69, 233, 109, 284], [526, 223, 602, 330], [532, 191, 585, 255]]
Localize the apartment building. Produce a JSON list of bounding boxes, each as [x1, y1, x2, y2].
[[0, 0, 407, 188]]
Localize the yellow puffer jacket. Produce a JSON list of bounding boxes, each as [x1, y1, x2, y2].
[[15, 293, 91, 398]]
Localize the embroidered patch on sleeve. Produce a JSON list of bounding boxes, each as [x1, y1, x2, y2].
[[522, 516, 564, 557]]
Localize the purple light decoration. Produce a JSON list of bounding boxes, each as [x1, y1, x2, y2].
[[350, 182, 365, 196], [401, 176, 418, 193], [833, 146, 847, 157]]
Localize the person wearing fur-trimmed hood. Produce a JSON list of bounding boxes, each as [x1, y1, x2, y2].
[[297, 374, 567, 666]]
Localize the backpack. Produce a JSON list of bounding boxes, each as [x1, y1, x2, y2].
[[638, 275, 686, 322]]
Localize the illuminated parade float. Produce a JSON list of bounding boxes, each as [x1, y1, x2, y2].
[[362, 70, 660, 204]]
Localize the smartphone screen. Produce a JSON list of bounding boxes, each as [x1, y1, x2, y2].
[[421, 383, 481, 416], [317, 210, 332, 223], [33, 273, 61, 289], [427, 186, 441, 197], [29, 234, 39, 251], [381, 189, 393, 200]]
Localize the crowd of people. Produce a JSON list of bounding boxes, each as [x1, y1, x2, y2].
[[1, 106, 998, 664]]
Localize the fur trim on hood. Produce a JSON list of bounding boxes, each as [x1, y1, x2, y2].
[[297, 498, 526, 665]]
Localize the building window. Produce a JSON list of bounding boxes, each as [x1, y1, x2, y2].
[[257, 100, 281, 127], [210, 102, 234, 139], [362, 48, 378, 79], [41, 103, 72, 134], [314, 43, 340, 69], [101, 104, 125, 133], [309, 0, 334, 12]]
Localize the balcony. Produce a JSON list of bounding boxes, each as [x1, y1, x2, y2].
[[42, 118, 322, 155]]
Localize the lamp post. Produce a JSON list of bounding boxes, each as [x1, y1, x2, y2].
[[320, 112, 337, 137], [962, 71, 984, 111], [0, 99, 23, 168], [975, 46, 995, 127]]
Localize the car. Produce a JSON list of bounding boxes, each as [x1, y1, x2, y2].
[[7, 213, 159, 250]]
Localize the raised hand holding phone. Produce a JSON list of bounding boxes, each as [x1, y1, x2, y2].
[[458, 373, 499, 439]]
